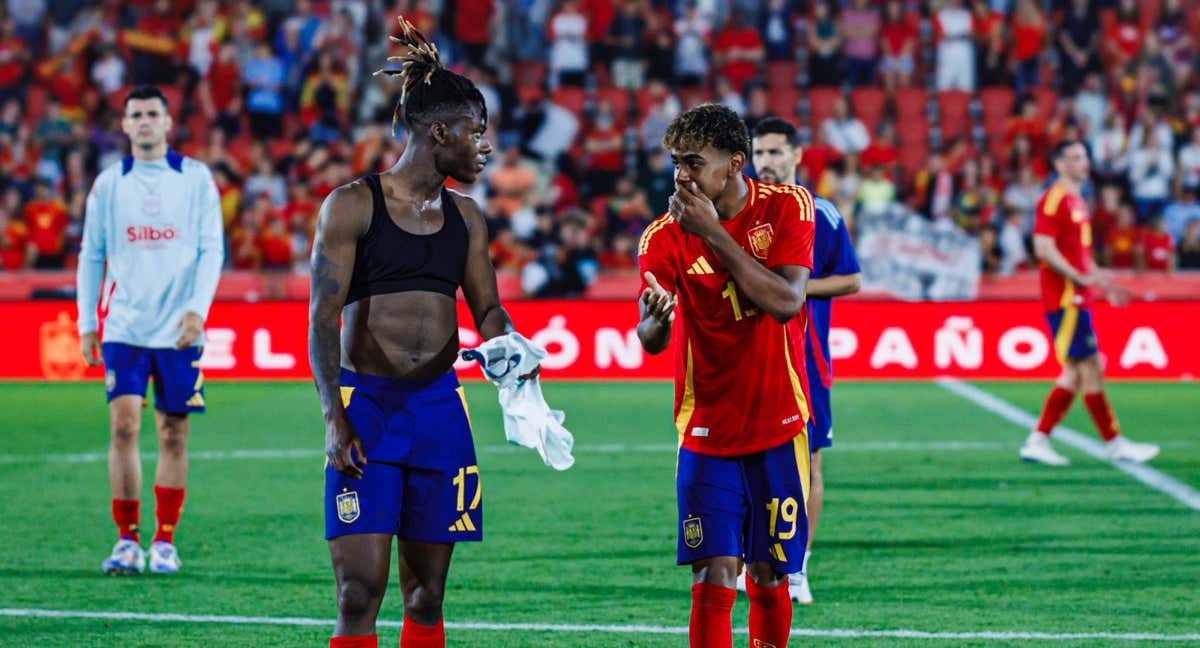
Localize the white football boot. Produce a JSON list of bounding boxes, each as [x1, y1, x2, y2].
[[101, 539, 146, 574], [148, 541, 181, 574], [788, 572, 813, 604], [1106, 436, 1160, 463], [1019, 432, 1070, 466]]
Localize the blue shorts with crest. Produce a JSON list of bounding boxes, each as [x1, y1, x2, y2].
[[101, 342, 205, 414]]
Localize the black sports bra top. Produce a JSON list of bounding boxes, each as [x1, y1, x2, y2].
[[345, 174, 469, 303]]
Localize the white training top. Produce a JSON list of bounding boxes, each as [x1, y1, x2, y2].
[[76, 150, 224, 348]]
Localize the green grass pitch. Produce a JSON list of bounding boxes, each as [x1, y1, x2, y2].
[[0, 380, 1197, 646]]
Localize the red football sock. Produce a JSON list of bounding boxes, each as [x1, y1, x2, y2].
[[329, 634, 378, 648], [689, 582, 735, 648], [112, 498, 140, 543], [1035, 386, 1076, 435], [152, 485, 186, 544], [400, 616, 444, 648], [1083, 391, 1121, 441], [746, 576, 792, 648]]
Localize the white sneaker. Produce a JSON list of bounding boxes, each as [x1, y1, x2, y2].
[[1106, 436, 1160, 463], [148, 541, 181, 574], [1019, 432, 1070, 466], [788, 572, 813, 604], [101, 539, 145, 574]]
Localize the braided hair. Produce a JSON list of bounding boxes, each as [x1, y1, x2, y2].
[[374, 16, 488, 135]]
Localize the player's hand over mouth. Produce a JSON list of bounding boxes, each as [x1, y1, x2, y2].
[[670, 181, 721, 238]]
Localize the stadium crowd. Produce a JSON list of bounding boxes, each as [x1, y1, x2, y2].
[[1, 0, 1199, 296]]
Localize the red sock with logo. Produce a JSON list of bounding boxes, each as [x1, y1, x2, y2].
[[152, 485, 186, 544], [1083, 391, 1120, 441], [689, 583, 735, 648], [329, 634, 377, 648], [112, 499, 140, 543], [1035, 386, 1076, 435], [400, 616, 444, 648], [746, 576, 792, 648]]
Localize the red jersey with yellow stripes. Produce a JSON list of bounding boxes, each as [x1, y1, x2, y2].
[[1034, 182, 1092, 313], [637, 177, 816, 457]]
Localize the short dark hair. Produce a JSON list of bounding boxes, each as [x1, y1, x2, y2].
[[124, 85, 168, 110], [752, 116, 800, 148], [1052, 139, 1082, 160], [376, 15, 487, 133], [662, 103, 751, 157]]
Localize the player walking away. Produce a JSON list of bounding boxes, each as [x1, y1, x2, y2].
[[637, 104, 816, 648], [1020, 140, 1160, 466], [309, 18, 523, 648], [76, 85, 224, 575], [739, 117, 862, 605]]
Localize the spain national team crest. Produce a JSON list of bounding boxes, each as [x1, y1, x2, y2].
[[335, 490, 360, 523], [683, 515, 703, 548], [747, 223, 774, 259]]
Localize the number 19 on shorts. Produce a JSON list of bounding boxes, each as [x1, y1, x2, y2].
[[765, 496, 800, 561]]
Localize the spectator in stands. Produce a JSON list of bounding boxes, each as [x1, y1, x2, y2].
[[23, 179, 68, 269], [1164, 187, 1200, 243], [935, 0, 975, 92], [608, 0, 646, 91], [245, 159, 287, 208], [674, 1, 712, 88], [1178, 128, 1200, 194], [638, 147, 674, 212], [713, 13, 764, 93], [979, 225, 1002, 274], [760, 0, 796, 63], [259, 210, 293, 271], [1104, 203, 1140, 270], [606, 176, 653, 240], [1091, 183, 1123, 253], [549, 0, 589, 88], [1091, 112, 1130, 185], [6, 0, 45, 56], [1057, 0, 1099, 95], [715, 76, 745, 116], [1135, 34, 1175, 100], [1073, 72, 1106, 139], [242, 42, 286, 139], [807, 1, 841, 87], [0, 16, 26, 106], [490, 145, 538, 219], [879, 0, 916, 91], [998, 208, 1028, 274], [1105, 0, 1142, 85], [1010, 0, 1045, 93], [582, 99, 625, 196], [453, 0, 495, 66], [1142, 216, 1176, 273], [1158, 0, 1194, 90], [822, 98, 869, 156], [1128, 129, 1174, 224], [1002, 164, 1040, 233], [976, 18, 1008, 88], [1178, 220, 1200, 269], [840, 0, 880, 87], [857, 161, 895, 216], [91, 45, 127, 96], [645, 25, 675, 84], [0, 203, 31, 270], [34, 99, 73, 173], [599, 230, 637, 270], [524, 94, 580, 163]]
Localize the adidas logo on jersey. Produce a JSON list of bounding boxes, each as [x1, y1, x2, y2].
[[686, 256, 714, 275], [448, 512, 476, 532]]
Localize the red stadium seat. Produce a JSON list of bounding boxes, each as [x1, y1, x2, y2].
[[517, 84, 545, 106], [1031, 87, 1057, 122], [806, 86, 841, 128], [679, 87, 713, 109], [979, 86, 1015, 124], [765, 61, 799, 90], [896, 115, 930, 146], [767, 86, 800, 120], [513, 60, 547, 88], [186, 113, 210, 143], [893, 87, 927, 119], [898, 142, 929, 184], [551, 87, 587, 116], [850, 87, 887, 134], [635, 86, 662, 118], [937, 90, 972, 141]]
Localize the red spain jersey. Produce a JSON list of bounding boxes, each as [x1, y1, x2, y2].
[[637, 177, 816, 457], [1034, 183, 1092, 313]]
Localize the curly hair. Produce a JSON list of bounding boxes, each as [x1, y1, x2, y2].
[[374, 15, 487, 134], [662, 103, 751, 157]]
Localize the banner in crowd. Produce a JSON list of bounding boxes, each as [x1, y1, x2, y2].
[[0, 300, 1195, 381], [855, 206, 982, 301]]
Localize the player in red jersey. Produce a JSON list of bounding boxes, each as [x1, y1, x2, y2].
[[1020, 140, 1160, 465], [637, 104, 816, 648]]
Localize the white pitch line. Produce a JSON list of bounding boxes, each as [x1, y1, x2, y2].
[[936, 377, 1200, 512], [2, 608, 1198, 642], [0, 440, 1015, 466]]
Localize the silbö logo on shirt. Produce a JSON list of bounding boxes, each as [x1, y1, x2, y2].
[[127, 225, 177, 243]]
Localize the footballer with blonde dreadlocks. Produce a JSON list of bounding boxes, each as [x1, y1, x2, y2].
[[308, 16, 523, 648]]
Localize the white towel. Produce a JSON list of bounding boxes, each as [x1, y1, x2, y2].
[[460, 332, 575, 471]]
